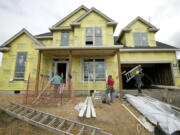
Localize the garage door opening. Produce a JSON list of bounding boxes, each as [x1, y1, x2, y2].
[[122, 63, 174, 89]]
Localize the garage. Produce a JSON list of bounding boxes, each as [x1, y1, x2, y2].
[[122, 62, 175, 89]]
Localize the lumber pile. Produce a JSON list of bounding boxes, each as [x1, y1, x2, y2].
[[78, 96, 96, 118]]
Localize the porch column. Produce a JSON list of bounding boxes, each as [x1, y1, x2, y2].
[[116, 49, 123, 98], [35, 50, 41, 96], [68, 50, 72, 92]]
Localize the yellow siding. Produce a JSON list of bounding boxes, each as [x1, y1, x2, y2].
[[57, 9, 87, 27], [71, 55, 119, 90], [74, 11, 114, 46], [52, 11, 114, 47], [122, 20, 156, 47], [40, 39, 53, 46], [0, 33, 39, 90]]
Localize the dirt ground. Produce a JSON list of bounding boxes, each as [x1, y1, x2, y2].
[[0, 93, 154, 135]]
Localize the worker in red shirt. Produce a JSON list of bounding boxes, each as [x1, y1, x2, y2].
[[105, 75, 115, 103]]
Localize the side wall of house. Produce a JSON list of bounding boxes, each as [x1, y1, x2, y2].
[[0, 34, 39, 90]]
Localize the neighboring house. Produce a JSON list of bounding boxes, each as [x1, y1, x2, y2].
[[0, 5, 179, 93]]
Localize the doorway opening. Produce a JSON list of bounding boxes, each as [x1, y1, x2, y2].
[[57, 63, 67, 83]]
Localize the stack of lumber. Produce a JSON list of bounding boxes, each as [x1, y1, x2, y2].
[[78, 96, 96, 118]]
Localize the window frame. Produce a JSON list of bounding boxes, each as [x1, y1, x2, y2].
[[61, 32, 69, 46], [14, 51, 28, 80], [82, 58, 106, 81], [85, 27, 102, 46], [133, 32, 148, 46]]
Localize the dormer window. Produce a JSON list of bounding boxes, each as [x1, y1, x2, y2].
[[61, 32, 69, 46], [133, 32, 148, 46], [86, 27, 102, 45]]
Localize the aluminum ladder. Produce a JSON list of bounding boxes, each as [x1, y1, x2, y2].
[[124, 65, 142, 82], [0, 103, 112, 135]]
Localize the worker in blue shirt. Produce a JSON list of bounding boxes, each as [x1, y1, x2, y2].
[[52, 73, 62, 98]]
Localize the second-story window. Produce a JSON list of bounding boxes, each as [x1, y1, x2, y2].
[[61, 32, 69, 46], [133, 32, 148, 46], [86, 27, 102, 45]]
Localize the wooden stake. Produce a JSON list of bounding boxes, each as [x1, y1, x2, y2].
[[117, 49, 123, 98], [35, 51, 41, 96]]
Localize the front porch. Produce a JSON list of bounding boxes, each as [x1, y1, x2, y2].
[[34, 46, 123, 97]]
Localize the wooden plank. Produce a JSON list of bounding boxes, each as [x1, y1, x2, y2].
[[117, 49, 123, 98], [121, 104, 154, 132], [91, 129, 96, 135], [35, 51, 41, 96], [89, 97, 96, 118], [86, 97, 91, 118], [152, 84, 180, 90], [79, 97, 88, 117]]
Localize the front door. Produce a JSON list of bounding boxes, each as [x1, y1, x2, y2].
[[51, 60, 68, 84], [57, 63, 67, 83]]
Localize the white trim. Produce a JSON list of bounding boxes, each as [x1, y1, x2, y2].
[[51, 5, 89, 28], [0, 47, 9, 51], [1, 28, 44, 47], [121, 61, 172, 64], [120, 48, 180, 51], [35, 36, 53, 39], [36, 45, 123, 50]]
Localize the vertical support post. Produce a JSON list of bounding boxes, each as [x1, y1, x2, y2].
[[116, 49, 123, 98], [68, 50, 72, 94], [35, 50, 41, 96]]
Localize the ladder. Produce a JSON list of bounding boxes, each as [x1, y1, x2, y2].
[[124, 65, 142, 82], [0, 103, 112, 135]]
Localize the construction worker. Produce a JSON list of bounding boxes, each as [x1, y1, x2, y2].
[[134, 71, 144, 94], [105, 75, 115, 103], [52, 73, 62, 98]]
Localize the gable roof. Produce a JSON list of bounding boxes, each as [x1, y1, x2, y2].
[[118, 16, 160, 41], [1, 28, 44, 47], [51, 5, 89, 28], [71, 7, 117, 26], [125, 16, 158, 30]]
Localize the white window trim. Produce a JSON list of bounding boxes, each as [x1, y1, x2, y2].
[[82, 58, 107, 82], [86, 27, 102, 46]]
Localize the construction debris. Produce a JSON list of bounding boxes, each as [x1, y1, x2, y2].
[[78, 96, 96, 118], [0, 102, 111, 135], [121, 104, 154, 132], [125, 94, 180, 135]]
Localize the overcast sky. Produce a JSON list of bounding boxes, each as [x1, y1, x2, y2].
[[0, 0, 180, 66]]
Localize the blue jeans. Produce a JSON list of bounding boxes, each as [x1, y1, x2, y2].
[[105, 91, 114, 102]]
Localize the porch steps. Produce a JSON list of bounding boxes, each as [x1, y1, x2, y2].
[[124, 65, 142, 82], [0, 102, 112, 135]]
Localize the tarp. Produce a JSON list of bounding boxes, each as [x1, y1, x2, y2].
[[125, 94, 180, 135]]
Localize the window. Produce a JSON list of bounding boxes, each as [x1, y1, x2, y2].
[[14, 52, 27, 79], [83, 59, 105, 81], [133, 32, 148, 46], [61, 32, 69, 46], [85, 27, 102, 45]]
